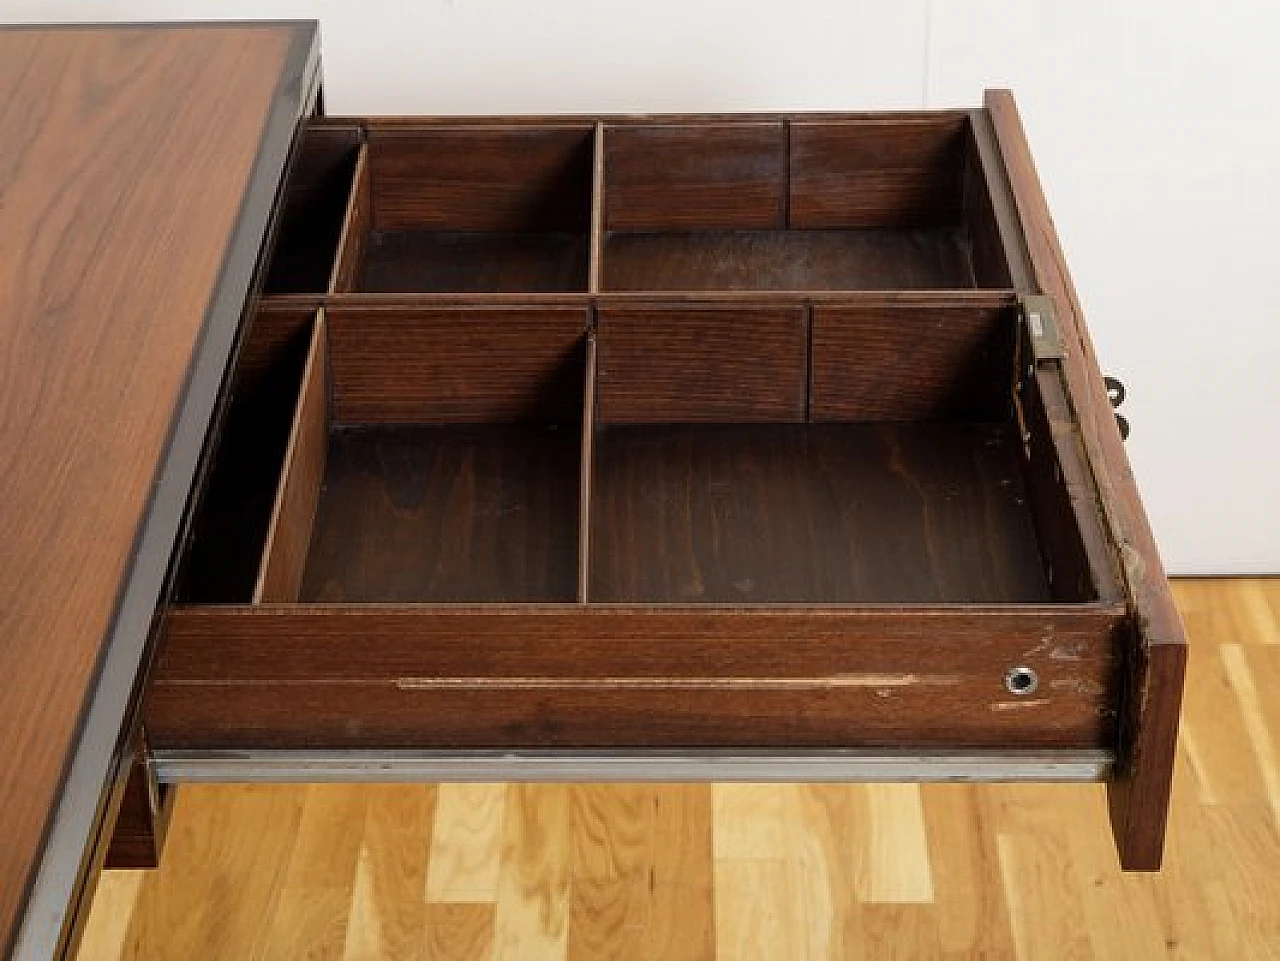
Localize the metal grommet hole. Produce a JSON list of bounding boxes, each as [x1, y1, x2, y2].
[[1004, 666, 1039, 696]]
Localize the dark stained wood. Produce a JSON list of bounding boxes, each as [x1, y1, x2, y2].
[[588, 122, 606, 294], [788, 117, 968, 228], [590, 423, 1051, 604], [359, 230, 589, 293], [329, 142, 371, 293], [325, 305, 589, 424], [263, 125, 362, 294], [254, 315, 329, 603], [963, 119, 1015, 288], [146, 605, 1124, 749], [368, 125, 594, 232], [602, 228, 978, 291], [604, 124, 785, 231], [579, 336, 599, 603], [0, 24, 301, 951], [809, 302, 1015, 421], [329, 126, 596, 293], [175, 307, 319, 603], [103, 732, 172, 871], [1016, 369, 1125, 604], [350, 110, 975, 128], [987, 90, 1187, 869], [300, 424, 582, 603], [595, 305, 807, 423]]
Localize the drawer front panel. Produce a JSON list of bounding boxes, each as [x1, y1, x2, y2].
[[147, 606, 1122, 750]]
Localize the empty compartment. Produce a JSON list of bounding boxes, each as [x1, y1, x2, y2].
[[174, 305, 321, 602], [336, 125, 595, 293], [601, 116, 1012, 291], [187, 305, 589, 604], [589, 301, 1112, 604], [263, 126, 363, 293]]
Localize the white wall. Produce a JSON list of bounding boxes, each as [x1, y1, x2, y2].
[[4, 0, 1277, 574]]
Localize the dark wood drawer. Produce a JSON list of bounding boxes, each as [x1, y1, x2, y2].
[[147, 110, 1131, 759]]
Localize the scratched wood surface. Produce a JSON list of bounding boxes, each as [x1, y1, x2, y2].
[[77, 578, 1279, 959]]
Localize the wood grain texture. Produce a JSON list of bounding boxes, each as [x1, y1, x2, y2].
[[601, 228, 978, 291], [604, 124, 785, 231], [590, 423, 1051, 604], [254, 315, 328, 603], [0, 24, 296, 950], [326, 305, 588, 424], [808, 303, 1015, 422], [368, 125, 594, 232], [145, 605, 1122, 749], [595, 305, 807, 423], [426, 784, 507, 903], [299, 424, 582, 603], [83, 580, 1280, 956], [987, 91, 1188, 869], [788, 118, 967, 229]]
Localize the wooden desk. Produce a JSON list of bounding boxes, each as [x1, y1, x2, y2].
[[0, 23, 1183, 959]]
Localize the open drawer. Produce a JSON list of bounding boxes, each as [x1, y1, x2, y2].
[[151, 289, 1126, 748], [141, 100, 1186, 871]]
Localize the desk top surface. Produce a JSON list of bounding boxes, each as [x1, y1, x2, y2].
[[0, 22, 314, 957]]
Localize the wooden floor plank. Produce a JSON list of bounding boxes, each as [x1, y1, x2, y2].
[[424, 903, 495, 961], [491, 785, 572, 961], [343, 785, 435, 961], [858, 784, 935, 904], [426, 783, 506, 903]]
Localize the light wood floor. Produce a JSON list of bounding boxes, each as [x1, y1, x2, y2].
[[78, 579, 1280, 960]]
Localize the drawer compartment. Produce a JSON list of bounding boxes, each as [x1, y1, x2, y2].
[[263, 125, 363, 294], [601, 116, 1011, 291], [154, 294, 1126, 753], [263, 125, 595, 294]]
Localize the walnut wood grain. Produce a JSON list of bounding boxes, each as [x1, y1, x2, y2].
[[368, 125, 595, 233], [788, 118, 967, 228], [299, 424, 583, 604], [146, 605, 1124, 749], [986, 90, 1187, 869], [0, 23, 307, 956], [325, 305, 589, 424], [808, 302, 1015, 421], [595, 304, 807, 423], [589, 423, 1050, 604], [604, 124, 786, 231]]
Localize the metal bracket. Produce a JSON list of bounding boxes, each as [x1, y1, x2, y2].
[[1020, 294, 1065, 362]]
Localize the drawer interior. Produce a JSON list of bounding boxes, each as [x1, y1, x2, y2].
[[263, 115, 1012, 296], [156, 108, 1126, 755], [175, 298, 1117, 607]]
